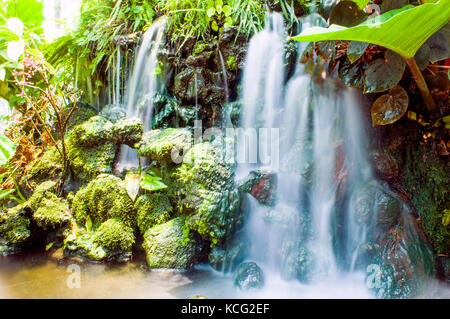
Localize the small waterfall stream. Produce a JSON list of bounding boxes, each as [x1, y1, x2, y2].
[[116, 17, 167, 171], [235, 12, 380, 294]]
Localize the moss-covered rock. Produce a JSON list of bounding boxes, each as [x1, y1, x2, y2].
[[137, 128, 192, 164], [112, 117, 143, 147], [142, 217, 202, 269], [60, 102, 97, 133], [67, 136, 117, 183], [0, 204, 31, 249], [33, 197, 72, 230], [25, 146, 63, 191], [72, 174, 135, 228], [64, 232, 108, 262], [93, 218, 135, 251], [174, 142, 242, 245], [135, 192, 173, 234], [402, 143, 450, 255], [68, 116, 114, 147], [99, 104, 126, 123]]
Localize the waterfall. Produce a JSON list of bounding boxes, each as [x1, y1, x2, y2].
[[236, 11, 379, 294], [116, 17, 167, 171]]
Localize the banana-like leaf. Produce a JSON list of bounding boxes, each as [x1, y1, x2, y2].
[[292, 1, 450, 58], [350, 0, 371, 9]]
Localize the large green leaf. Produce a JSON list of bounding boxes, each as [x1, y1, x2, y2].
[[0, 133, 15, 166], [292, 1, 450, 58], [140, 173, 167, 192]]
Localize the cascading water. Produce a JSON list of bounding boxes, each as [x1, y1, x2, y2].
[[116, 17, 167, 171], [234, 12, 384, 296]]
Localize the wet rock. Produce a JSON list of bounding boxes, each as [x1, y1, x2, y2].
[[437, 256, 450, 284], [134, 192, 173, 234], [176, 142, 242, 244], [112, 117, 143, 147], [100, 104, 126, 123], [374, 189, 402, 226], [32, 194, 72, 231], [208, 237, 247, 272], [72, 174, 135, 228], [280, 240, 314, 283], [233, 262, 264, 290], [371, 149, 400, 183], [142, 217, 202, 269], [370, 214, 436, 299], [238, 169, 277, 206], [137, 128, 192, 164]]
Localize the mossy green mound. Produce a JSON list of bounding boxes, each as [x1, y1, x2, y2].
[[72, 174, 135, 228], [93, 218, 135, 251], [0, 204, 31, 247], [111, 117, 143, 147], [135, 192, 173, 234], [142, 217, 202, 269], [137, 128, 192, 163], [68, 116, 114, 147]]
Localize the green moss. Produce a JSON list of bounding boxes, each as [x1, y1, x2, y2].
[[137, 128, 192, 163], [33, 197, 72, 230], [93, 218, 135, 251], [142, 217, 201, 269], [27, 180, 57, 210], [135, 192, 173, 234], [0, 204, 31, 246], [64, 232, 107, 261], [26, 147, 63, 190], [111, 117, 143, 147], [67, 136, 117, 183], [403, 144, 450, 255], [68, 115, 114, 147], [72, 174, 135, 228]]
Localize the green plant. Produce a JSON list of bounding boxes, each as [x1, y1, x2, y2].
[[207, 0, 233, 33], [293, 1, 450, 114]]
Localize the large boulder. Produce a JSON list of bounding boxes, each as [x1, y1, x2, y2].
[[72, 174, 135, 228], [68, 116, 114, 147], [137, 128, 192, 164], [176, 142, 242, 245], [142, 217, 203, 269]]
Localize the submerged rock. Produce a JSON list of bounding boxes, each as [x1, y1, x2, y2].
[[233, 262, 264, 290], [137, 128, 192, 164], [142, 217, 202, 269], [72, 174, 135, 228]]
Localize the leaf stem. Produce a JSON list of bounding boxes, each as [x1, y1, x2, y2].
[[406, 58, 436, 113]]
